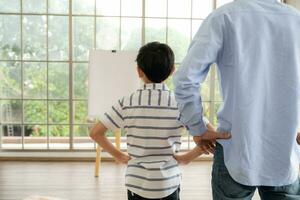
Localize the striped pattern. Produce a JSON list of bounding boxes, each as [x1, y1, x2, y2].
[[100, 83, 183, 199]]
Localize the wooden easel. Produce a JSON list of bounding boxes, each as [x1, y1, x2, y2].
[[94, 130, 121, 177]]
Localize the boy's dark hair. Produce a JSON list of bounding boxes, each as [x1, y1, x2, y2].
[[136, 42, 174, 83]]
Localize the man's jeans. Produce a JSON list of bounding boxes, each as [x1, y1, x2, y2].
[[212, 143, 300, 200]]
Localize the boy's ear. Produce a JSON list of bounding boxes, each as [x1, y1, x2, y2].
[[171, 65, 176, 75], [137, 66, 144, 78]]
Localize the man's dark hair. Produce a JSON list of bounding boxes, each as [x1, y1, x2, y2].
[[136, 42, 175, 83]]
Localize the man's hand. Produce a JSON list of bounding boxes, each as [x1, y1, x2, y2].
[[297, 132, 300, 145], [193, 130, 231, 154]]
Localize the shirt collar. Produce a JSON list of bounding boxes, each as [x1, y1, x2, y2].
[[140, 83, 169, 91]]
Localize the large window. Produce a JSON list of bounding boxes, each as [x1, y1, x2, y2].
[[0, 0, 236, 150]]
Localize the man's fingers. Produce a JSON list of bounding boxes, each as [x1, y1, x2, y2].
[[217, 132, 231, 140], [202, 131, 231, 140]]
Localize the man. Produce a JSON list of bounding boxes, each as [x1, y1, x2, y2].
[[173, 0, 300, 199]]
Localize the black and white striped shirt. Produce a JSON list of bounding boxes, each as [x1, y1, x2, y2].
[[100, 83, 184, 199]]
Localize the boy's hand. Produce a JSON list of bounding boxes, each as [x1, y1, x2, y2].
[[115, 152, 131, 164], [297, 132, 300, 145]]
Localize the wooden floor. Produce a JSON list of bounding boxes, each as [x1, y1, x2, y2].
[[0, 161, 260, 200]]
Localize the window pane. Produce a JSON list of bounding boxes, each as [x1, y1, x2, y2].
[[0, 0, 20, 13], [121, 18, 141, 50], [23, 62, 47, 99], [192, 0, 213, 19], [145, 18, 166, 43], [0, 100, 22, 123], [1, 125, 22, 149], [96, 17, 120, 50], [72, 0, 95, 15], [217, 0, 233, 8], [49, 125, 69, 149], [213, 102, 222, 126], [74, 101, 87, 124], [96, 0, 120, 16], [48, 0, 69, 14], [49, 101, 69, 124], [215, 79, 223, 102], [168, 0, 191, 18], [73, 125, 94, 149], [73, 17, 94, 61], [23, 0, 46, 13], [24, 100, 47, 123], [200, 80, 211, 102], [121, 0, 142, 17], [73, 63, 88, 99], [192, 19, 203, 38], [168, 19, 191, 62], [0, 62, 21, 99], [145, 0, 167, 17], [24, 125, 47, 149], [48, 16, 69, 61], [48, 63, 69, 99], [23, 15, 47, 60], [0, 15, 21, 60]]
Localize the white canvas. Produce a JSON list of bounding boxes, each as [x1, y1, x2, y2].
[[88, 50, 140, 119]]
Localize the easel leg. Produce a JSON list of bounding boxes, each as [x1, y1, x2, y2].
[[115, 130, 121, 150], [94, 145, 101, 177], [115, 130, 121, 163]]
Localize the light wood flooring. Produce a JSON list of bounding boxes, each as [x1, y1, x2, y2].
[[0, 161, 261, 200]]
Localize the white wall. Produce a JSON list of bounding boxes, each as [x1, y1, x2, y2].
[[286, 0, 300, 10]]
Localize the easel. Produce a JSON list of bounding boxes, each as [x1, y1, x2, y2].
[[94, 130, 121, 177]]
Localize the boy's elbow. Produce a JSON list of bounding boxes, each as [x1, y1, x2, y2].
[[89, 127, 98, 140]]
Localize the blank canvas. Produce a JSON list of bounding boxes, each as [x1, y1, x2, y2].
[[88, 50, 140, 119]]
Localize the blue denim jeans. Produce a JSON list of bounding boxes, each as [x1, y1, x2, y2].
[[212, 143, 300, 200]]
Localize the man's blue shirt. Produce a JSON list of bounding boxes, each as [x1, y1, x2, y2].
[[173, 0, 300, 186]]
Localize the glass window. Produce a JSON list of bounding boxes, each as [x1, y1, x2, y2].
[[121, 18, 142, 50], [0, 62, 21, 99], [23, 16, 47, 60], [0, 15, 21, 60], [73, 17, 94, 61], [168, 0, 191, 18], [72, 0, 95, 15], [0, 0, 20, 13], [23, 0, 47, 13], [96, 17, 120, 50], [145, 0, 167, 17], [48, 0, 69, 14], [145, 19, 166, 43], [96, 0, 120, 16], [0, 0, 224, 151], [48, 16, 69, 61]]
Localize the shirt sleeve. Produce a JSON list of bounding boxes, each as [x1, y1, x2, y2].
[[99, 99, 124, 131], [173, 15, 224, 136]]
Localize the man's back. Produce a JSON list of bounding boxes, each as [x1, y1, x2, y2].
[[174, 0, 300, 186], [215, 0, 300, 186]]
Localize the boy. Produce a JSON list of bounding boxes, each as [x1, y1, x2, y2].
[[90, 42, 214, 200]]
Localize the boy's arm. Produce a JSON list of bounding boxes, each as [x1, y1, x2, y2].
[[89, 122, 130, 164], [174, 122, 216, 165]]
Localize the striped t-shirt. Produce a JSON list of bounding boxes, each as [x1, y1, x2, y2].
[[100, 83, 184, 199]]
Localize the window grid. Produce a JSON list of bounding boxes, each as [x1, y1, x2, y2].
[[0, 0, 257, 151]]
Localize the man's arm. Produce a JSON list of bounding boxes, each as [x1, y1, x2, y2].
[[297, 132, 300, 145], [173, 15, 231, 153], [89, 122, 130, 164]]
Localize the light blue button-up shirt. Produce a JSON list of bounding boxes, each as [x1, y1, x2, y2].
[[173, 0, 300, 186]]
